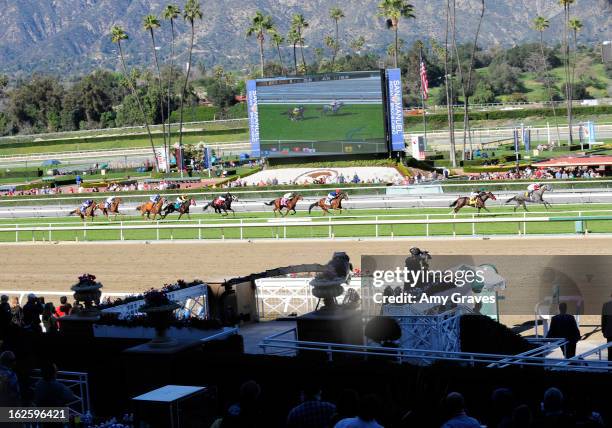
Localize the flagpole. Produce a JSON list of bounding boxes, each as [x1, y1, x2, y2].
[[419, 47, 428, 147]]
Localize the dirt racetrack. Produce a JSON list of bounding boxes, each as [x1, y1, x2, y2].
[[1, 236, 611, 294]]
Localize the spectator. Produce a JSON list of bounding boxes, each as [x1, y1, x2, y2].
[[601, 294, 612, 361], [511, 404, 532, 428], [547, 302, 581, 358], [286, 381, 336, 428], [0, 295, 11, 337], [330, 389, 359, 426], [210, 380, 263, 428], [41, 303, 58, 333], [34, 361, 77, 407], [441, 392, 481, 428], [55, 296, 72, 318], [9, 297, 22, 327], [22, 294, 43, 333], [334, 394, 383, 428], [574, 395, 604, 427], [0, 351, 20, 406], [534, 387, 575, 428], [489, 388, 514, 428]]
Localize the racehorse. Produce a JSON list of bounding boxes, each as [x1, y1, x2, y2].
[[308, 192, 349, 215], [265, 194, 303, 216], [136, 198, 165, 220], [203, 193, 238, 216], [322, 101, 344, 115], [68, 200, 97, 221], [161, 198, 196, 220], [449, 191, 497, 215], [505, 184, 553, 211], [96, 197, 122, 221]]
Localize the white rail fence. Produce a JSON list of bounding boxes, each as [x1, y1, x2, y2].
[[0, 214, 609, 242]]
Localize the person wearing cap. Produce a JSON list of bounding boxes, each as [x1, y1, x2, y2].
[[22, 294, 43, 333], [527, 182, 542, 199], [281, 192, 295, 207], [469, 188, 484, 206], [326, 189, 341, 205]]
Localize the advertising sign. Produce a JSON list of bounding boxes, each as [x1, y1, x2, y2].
[[386, 68, 405, 151], [246, 80, 261, 158], [411, 135, 426, 160], [154, 147, 168, 172]]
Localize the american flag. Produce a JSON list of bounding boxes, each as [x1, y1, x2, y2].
[[420, 60, 429, 100]]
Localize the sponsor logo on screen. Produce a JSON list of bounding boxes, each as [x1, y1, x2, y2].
[[246, 80, 260, 157], [387, 69, 405, 151]]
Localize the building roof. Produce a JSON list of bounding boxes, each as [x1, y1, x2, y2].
[[534, 156, 612, 168]]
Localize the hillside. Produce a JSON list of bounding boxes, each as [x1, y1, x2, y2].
[[0, 0, 610, 76]]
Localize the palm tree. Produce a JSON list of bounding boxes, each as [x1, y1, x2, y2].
[[329, 7, 345, 70], [324, 35, 338, 71], [533, 15, 561, 143], [178, 0, 202, 159], [569, 18, 582, 107], [269, 29, 286, 74], [287, 28, 302, 75], [559, 0, 575, 144], [291, 14, 309, 71], [377, 0, 415, 68], [460, 0, 485, 158], [247, 11, 274, 78], [110, 26, 159, 170], [442, 0, 457, 167], [143, 14, 166, 168], [162, 4, 180, 158]]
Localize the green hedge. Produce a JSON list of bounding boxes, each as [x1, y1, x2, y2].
[[404, 105, 612, 126]]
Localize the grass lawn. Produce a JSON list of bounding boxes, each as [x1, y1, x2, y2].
[[259, 104, 385, 142], [0, 130, 249, 157], [1, 203, 611, 242]]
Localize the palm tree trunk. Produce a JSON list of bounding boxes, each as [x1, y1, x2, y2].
[[539, 31, 561, 143], [258, 35, 265, 77], [149, 29, 166, 168], [298, 29, 306, 72], [450, 0, 467, 160], [293, 44, 298, 75], [277, 44, 284, 74], [178, 22, 195, 174], [167, 19, 176, 171], [332, 19, 339, 70], [444, 0, 456, 167], [563, 6, 573, 144], [394, 26, 399, 68], [118, 42, 159, 171]]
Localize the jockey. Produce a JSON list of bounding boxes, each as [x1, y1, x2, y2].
[[215, 194, 227, 206], [469, 188, 484, 206], [175, 195, 187, 209], [281, 192, 294, 207], [527, 183, 541, 198], [104, 196, 115, 209], [326, 189, 340, 205], [80, 199, 93, 214], [150, 194, 161, 204]]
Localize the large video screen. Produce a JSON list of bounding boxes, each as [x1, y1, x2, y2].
[[247, 71, 387, 158]]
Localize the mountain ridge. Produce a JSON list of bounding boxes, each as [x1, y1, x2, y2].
[[0, 0, 610, 76]]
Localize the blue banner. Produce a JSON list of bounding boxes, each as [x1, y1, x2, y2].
[[522, 128, 531, 152], [246, 80, 261, 158], [202, 147, 211, 169], [587, 121, 596, 144], [386, 68, 405, 151], [513, 129, 519, 152]]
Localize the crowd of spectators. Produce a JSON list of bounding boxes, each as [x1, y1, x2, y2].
[[208, 380, 605, 428], [469, 166, 604, 181]]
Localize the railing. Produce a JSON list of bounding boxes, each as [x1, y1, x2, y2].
[[0, 290, 131, 305], [4, 180, 612, 206], [0, 214, 610, 243], [259, 328, 612, 372], [0, 118, 248, 145], [29, 370, 90, 417]]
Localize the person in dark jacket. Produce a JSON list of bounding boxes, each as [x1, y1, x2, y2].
[[547, 302, 581, 358], [601, 294, 612, 361], [22, 294, 43, 333]]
